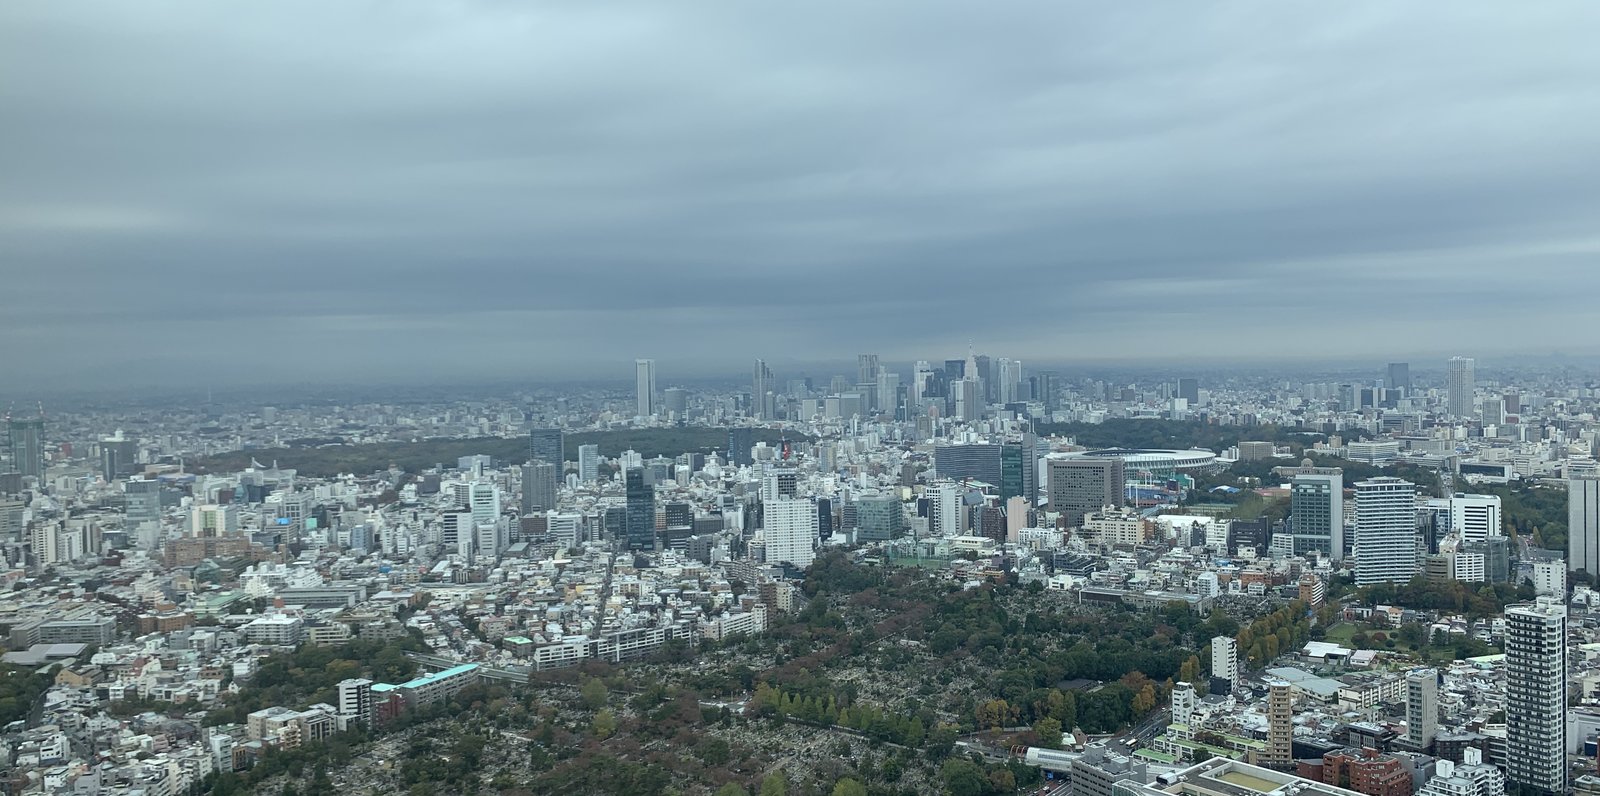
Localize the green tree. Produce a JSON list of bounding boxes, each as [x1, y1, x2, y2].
[[594, 708, 617, 740], [717, 785, 747, 796], [1033, 717, 1063, 748], [832, 779, 868, 796], [760, 771, 789, 796], [940, 759, 988, 796], [581, 677, 609, 710]]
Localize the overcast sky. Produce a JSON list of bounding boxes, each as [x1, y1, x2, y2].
[[4, 2, 1600, 388]]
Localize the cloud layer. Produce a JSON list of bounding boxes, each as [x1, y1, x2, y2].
[[4, 1, 1600, 387]]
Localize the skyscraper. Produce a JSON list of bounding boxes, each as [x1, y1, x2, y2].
[[1386, 362, 1412, 394], [856, 353, 880, 387], [1047, 458, 1125, 527], [663, 387, 688, 419], [1355, 477, 1418, 586], [762, 497, 818, 569], [1449, 493, 1502, 543], [125, 478, 163, 550], [726, 427, 754, 467], [1291, 472, 1344, 560], [635, 359, 657, 417], [1177, 378, 1200, 405], [998, 358, 1024, 405], [624, 466, 655, 551], [929, 480, 964, 537], [6, 418, 44, 479], [954, 378, 981, 421], [1446, 356, 1476, 418], [99, 432, 137, 482], [1504, 598, 1567, 795], [1571, 475, 1600, 576], [1405, 668, 1437, 750], [752, 359, 774, 420], [528, 428, 563, 467], [577, 444, 600, 483], [521, 461, 558, 515], [876, 371, 900, 416], [1000, 435, 1038, 504]]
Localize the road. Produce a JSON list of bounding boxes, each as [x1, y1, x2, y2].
[[1125, 707, 1170, 748]]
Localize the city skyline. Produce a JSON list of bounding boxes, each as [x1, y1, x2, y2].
[[6, 2, 1600, 388]]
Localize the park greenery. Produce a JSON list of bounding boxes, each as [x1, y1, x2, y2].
[[192, 427, 802, 477], [0, 662, 56, 726]]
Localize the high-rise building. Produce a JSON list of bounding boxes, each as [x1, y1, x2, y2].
[[99, 432, 137, 482], [1386, 362, 1411, 394], [1446, 356, 1476, 419], [663, 387, 688, 419], [1569, 475, 1600, 576], [191, 504, 239, 537], [624, 467, 655, 551], [1047, 458, 1125, 527], [1405, 668, 1437, 750], [1177, 378, 1200, 405], [762, 497, 818, 569], [726, 427, 754, 467], [854, 493, 905, 541], [1211, 636, 1240, 692], [876, 371, 900, 416], [1037, 371, 1059, 412], [125, 478, 163, 550], [528, 428, 563, 467], [1449, 493, 1502, 543], [1291, 473, 1344, 560], [521, 461, 558, 515], [998, 358, 1024, 405], [1262, 680, 1294, 770], [929, 480, 964, 537], [1355, 477, 1418, 586], [857, 354, 880, 388], [974, 354, 993, 402], [934, 443, 1002, 485], [1504, 598, 1567, 795], [7, 418, 44, 479], [999, 435, 1038, 504], [954, 378, 981, 421], [752, 359, 774, 420], [635, 359, 657, 417], [468, 482, 499, 528]]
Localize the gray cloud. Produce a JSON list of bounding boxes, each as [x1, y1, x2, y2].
[[4, 1, 1600, 388]]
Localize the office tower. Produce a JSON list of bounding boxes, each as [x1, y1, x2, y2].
[[1405, 668, 1437, 750], [1479, 396, 1505, 426], [998, 358, 1023, 405], [1262, 680, 1293, 770], [963, 355, 985, 403], [521, 461, 558, 515], [1446, 356, 1475, 418], [468, 482, 498, 526], [99, 432, 137, 482], [934, 443, 1002, 485], [752, 359, 774, 420], [1449, 493, 1502, 543], [954, 378, 981, 421], [727, 427, 754, 467], [855, 493, 905, 541], [1047, 458, 1125, 527], [663, 387, 688, 419], [1177, 377, 1200, 405], [1000, 435, 1038, 503], [1570, 475, 1600, 576], [1387, 362, 1412, 394], [125, 478, 163, 550], [7, 418, 44, 479], [761, 467, 799, 503], [1532, 559, 1566, 598], [857, 353, 880, 387], [1354, 477, 1418, 586], [1211, 636, 1240, 692], [943, 359, 965, 380], [763, 497, 818, 568], [337, 679, 374, 728], [528, 428, 563, 467], [929, 480, 964, 537], [1504, 599, 1567, 795], [876, 371, 900, 416], [474, 520, 500, 560], [624, 466, 654, 551], [1037, 371, 1059, 412], [577, 444, 600, 483], [635, 358, 657, 417], [191, 504, 239, 537], [912, 361, 936, 407], [1290, 473, 1344, 560]]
